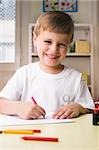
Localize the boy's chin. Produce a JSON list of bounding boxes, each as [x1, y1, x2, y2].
[[45, 64, 62, 70], [44, 60, 60, 67], [45, 63, 59, 68]]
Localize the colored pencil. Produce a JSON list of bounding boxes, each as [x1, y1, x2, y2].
[[21, 136, 59, 142]]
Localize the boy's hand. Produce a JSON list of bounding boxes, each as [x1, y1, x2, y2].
[[53, 103, 87, 119], [16, 101, 46, 119]]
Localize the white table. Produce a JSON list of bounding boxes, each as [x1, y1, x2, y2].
[[0, 114, 99, 150]]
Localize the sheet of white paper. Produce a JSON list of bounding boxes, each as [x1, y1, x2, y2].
[[0, 114, 74, 126]]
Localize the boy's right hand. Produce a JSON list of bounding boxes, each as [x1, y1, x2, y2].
[[16, 101, 46, 119]]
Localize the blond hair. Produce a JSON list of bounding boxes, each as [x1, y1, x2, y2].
[[33, 11, 74, 41]]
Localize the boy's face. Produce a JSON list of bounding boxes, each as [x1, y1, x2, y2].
[[33, 30, 72, 72]]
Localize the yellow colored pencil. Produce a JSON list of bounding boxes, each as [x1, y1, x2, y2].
[[0, 129, 34, 134]]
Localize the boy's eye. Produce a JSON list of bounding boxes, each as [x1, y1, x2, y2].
[[44, 40, 69, 49], [58, 43, 68, 49], [44, 40, 51, 44]]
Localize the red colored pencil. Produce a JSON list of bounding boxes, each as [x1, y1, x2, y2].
[[21, 136, 59, 142]]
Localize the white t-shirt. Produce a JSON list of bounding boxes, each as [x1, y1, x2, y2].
[[0, 62, 94, 114]]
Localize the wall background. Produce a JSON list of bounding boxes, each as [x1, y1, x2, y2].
[[0, 0, 99, 99]]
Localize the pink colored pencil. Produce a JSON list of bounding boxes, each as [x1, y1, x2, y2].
[[32, 97, 37, 104]]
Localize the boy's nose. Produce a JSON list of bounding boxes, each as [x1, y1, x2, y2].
[[50, 44, 59, 53]]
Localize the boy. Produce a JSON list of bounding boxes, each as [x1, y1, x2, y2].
[[0, 11, 94, 119]]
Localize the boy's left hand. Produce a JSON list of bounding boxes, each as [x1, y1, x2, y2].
[[53, 103, 87, 119]]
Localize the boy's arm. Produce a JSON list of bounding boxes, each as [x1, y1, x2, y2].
[[0, 97, 45, 119], [0, 97, 21, 116]]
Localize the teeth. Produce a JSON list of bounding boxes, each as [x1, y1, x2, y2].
[[46, 54, 57, 59]]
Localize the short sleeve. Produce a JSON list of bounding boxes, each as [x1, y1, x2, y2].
[[75, 78, 95, 109], [0, 68, 24, 100]]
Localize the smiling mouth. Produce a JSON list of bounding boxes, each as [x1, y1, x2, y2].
[[45, 54, 59, 59]]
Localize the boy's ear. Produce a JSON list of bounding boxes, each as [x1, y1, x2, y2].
[[33, 33, 36, 42], [33, 33, 37, 52]]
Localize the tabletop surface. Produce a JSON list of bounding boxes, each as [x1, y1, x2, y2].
[[0, 114, 99, 150]]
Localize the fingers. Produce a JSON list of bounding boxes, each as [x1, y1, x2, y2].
[[18, 102, 46, 120], [28, 105, 46, 119], [33, 105, 46, 118], [28, 108, 42, 119], [53, 109, 73, 119], [53, 104, 80, 119]]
